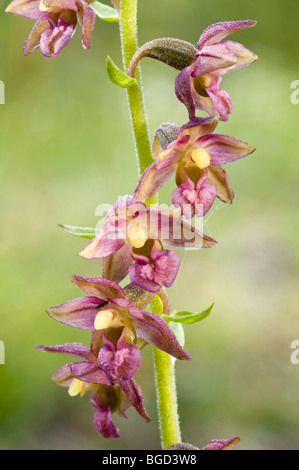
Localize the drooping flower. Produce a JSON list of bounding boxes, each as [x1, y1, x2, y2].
[[46, 274, 191, 361], [79, 196, 216, 282], [175, 20, 258, 121], [129, 239, 181, 293], [36, 340, 151, 438], [134, 118, 255, 211], [5, 0, 96, 58]]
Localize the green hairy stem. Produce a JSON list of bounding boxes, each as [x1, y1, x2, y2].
[[118, 0, 182, 449], [119, 0, 154, 176]]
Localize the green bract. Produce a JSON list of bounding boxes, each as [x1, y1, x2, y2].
[[106, 56, 137, 88], [90, 1, 119, 22], [163, 303, 214, 325], [59, 224, 99, 239]]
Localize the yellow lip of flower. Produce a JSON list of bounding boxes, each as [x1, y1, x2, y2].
[[68, 379, 98, 397], [39, 0, 59, 12], [94, 309, 114, 331], [68, 378, 84, 397], [127, 223, 147, 248], [190, 148, 211, 169]]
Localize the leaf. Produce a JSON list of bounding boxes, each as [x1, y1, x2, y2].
[[163, 303, 214, 325], [106, 56, 137, 88], [59, 224, 99, 239], [90, 1, 119, 22]]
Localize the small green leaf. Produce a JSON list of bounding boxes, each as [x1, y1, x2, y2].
[[90, 1, 119, 22], [106, 56, 137, 88], [163, 303, 214, 325], [59, 224, 99, 239]]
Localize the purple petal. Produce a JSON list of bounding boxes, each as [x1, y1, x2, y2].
[[130, 246, 181, 293], [70, 362, 111, 386], [39, 19, 75, 58], [129, 263, 162, 293], [118, 379, 151, 423], [43, 0, 78, 10], [35, 342, 96, 362], [206, 85, 232, 122], [46, 296, 104, 329], [196, 134, 255, 165], [178, 116, 218, 141], [77, 0, 96, 50], [103, 243, 134, 284], [192, 48, 237, 77], [202, 437, 240, 450], [153, 249, 181, 288], [51, 364, 74, 387], [193, 41, 257, 77], [93, 408, 119, 438], [98, 336, 142, 382], [133, 161, 176, 203], [156, 135, 190, 171], [172, 176, 197, 219], [207, 164, 234, 204], [23, 20, 51, 56], [112, 298, 191, 361], [219, 40, 258, 72], [5, 0, 48, 20], [72, 274, 125, 300], [197, 20, 257, 49], [172, 176, 216, 219], [91, 392, 119, 438], [195, 174, 217, 216], [190, 75, 220, 119], [175, 66, 196, 120], [79, 223, 126, 260]]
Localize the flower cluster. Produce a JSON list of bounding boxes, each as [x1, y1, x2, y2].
[[37, 275, 191, 437], [7, 0, 257, 445], [37, 19, 256, 439]]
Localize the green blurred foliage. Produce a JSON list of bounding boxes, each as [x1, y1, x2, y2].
[[0, 0, 299, 450]]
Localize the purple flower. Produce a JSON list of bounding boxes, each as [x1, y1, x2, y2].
[[172, 171, 217, 219], [5, 0, 96, 58], [36, 340, 151, 438], [129, 239, 181, 293], [46, 274, 191, 361], [134, 118, 255, 210], [175, 20, 258, 121], [79, 196, 216, 281]]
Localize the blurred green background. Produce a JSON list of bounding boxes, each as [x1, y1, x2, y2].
[[1, 0, 299, 450]]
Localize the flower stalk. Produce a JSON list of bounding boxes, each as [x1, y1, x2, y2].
[[119, 0, 182, 449], [119, 0, 154, 176]]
